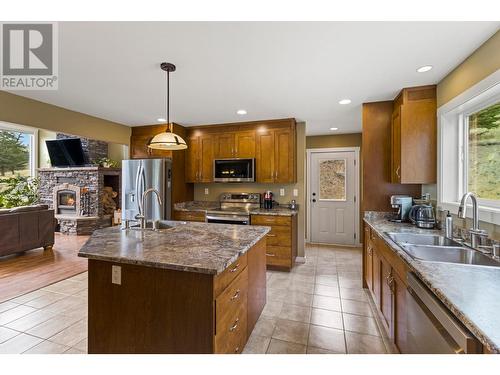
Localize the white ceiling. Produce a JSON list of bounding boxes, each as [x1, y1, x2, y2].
[[11, 22, 499, 135]]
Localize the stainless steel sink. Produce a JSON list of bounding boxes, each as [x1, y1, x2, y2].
[[386, 232, 460, 247], [401, 244, 500, 267]]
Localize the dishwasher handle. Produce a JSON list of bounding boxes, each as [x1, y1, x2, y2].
[[407, 273, 480, 354]]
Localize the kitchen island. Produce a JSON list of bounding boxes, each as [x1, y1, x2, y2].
[[78, 221, 270, 354]]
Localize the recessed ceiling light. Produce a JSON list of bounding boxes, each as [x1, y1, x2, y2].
[[417, 65, 433, 73], [330, 127, 339, 131], [237, 109, 247, 115], [157, 118, 166, 122], [338, 99, 351, 105]]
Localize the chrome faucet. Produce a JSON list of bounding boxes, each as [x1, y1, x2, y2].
[[135, 188, 163, 229], [458, 192, 488, 249]]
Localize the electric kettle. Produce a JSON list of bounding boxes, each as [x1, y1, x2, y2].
[[409, 204, 436, 229]]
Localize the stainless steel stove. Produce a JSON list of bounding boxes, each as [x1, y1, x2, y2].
[[206, 192, 260, 225]]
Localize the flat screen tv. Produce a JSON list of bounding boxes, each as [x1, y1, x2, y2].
[[46, 138, 89, 167]]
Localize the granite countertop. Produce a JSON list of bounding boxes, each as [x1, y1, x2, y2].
[[364, 212, 500, 353], [78, 221, 270, 275], [173, 201, 298, 216]]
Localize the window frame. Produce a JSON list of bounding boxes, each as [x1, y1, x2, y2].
[[0, 121, 39, 178], [437, 69, 500, 225]]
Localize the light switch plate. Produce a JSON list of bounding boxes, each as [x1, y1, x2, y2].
[[112, 265, 121, 285], [293, 189, 299, 197], [280, 188, 285, 196], [204, 188, 209, 195]]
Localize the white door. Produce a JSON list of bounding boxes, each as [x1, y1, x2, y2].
[[309, 150, 357, 245]]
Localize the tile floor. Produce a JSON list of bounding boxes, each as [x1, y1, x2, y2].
[[0, 244, 389, 354]]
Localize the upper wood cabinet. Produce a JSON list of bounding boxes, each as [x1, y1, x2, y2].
[[186, 133, 214, 183], [256, 126, 296, 183], [187, 118, 296, 184], [391, 85, 437, 184], [214, 131, 256, 159], [130, 134, 172, 159]]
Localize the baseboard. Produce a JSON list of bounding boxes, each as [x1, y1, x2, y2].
[[295, 256, 306, 264]]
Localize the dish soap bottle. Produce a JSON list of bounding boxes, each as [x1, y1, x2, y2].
[[445, 211, 453, 239]]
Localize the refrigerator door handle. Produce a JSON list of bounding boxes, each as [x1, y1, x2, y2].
[[136, 163, 144, 214]]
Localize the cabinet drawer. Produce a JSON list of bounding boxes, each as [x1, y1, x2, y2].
[[214, 253, 248, 297], [214, 303, 248, 354], [252, 215, 291, 227], [216, 268, 248, 325], [173, 210, 206, 222], [265, 226, 291, 246], [265, 246, 292, 267]]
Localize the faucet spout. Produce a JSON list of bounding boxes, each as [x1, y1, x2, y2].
[[458, 192, 479, 230], [136, 188, 163, 229]]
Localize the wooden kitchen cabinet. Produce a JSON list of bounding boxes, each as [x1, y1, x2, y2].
[[187, 118, 296, 184], [251, 214, 297, 271], [364, 226, 373, 291], [255, 126, 296, 183], [393, 271, 408, 353], [391, 85, 437, 184], [363, 221, 411, 353], [214, 131, 256, 159], [173, 210, 206, 222], [214, 133, 235, 159], [186, 133, 214, 183], [380, 256, 393, 333]]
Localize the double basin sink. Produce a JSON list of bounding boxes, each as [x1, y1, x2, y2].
[[386, 232, 500, 268]]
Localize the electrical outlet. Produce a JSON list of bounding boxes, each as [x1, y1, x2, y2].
[[112, 265, 121, 285], [280, 188, 285, 197], [293, 189, 299, 197], [204, 188, 209, 195]]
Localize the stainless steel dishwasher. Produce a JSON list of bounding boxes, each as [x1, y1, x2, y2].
[[406, 273, 481, 354]]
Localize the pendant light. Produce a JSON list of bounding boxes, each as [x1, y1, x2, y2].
[[148, 62, 187, 150]]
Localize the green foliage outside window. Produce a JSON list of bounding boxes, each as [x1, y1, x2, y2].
[[468, 102, 500, 200]]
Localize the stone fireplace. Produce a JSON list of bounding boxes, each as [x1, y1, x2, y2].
[[38, 167, 121, 235]]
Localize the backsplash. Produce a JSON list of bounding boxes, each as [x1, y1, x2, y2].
[[193, 183, 299, 207], [435, 206, 500, 242]]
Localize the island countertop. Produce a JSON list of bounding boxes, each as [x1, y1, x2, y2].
[[364, 212, 500, 353], [78, 221, 270, 275]]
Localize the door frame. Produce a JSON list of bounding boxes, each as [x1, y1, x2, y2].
[[306, 147, 360, 246]]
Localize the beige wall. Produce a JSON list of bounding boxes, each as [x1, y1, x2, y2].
[[193, 122, 307, 257], [306, 133, 362, 243], [0, 91, 131, 145], [437, 30, 500, 107]]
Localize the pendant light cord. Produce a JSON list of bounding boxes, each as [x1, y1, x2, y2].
[[166, 70, 171, 132]]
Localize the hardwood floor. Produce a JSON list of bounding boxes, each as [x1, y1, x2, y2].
[[0, 234, 89, 303]]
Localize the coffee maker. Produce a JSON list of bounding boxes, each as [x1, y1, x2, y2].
[[389, 195, 413, 222], [263, 191, 274, 209]]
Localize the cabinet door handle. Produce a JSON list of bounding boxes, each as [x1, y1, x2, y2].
[[230, 264, 240, 273], [266, 234, 276, 237], [396, 166, 400, 178], [231, 289, 241, 301], [266, 253, 276, 257], [229, 318, 239, 332], [234, 346, 240, 353]]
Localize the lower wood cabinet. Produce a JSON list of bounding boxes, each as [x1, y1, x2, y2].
[[173, 210, 206, 222], [364, 223, 408, 353], [251, 214, 297, 271]]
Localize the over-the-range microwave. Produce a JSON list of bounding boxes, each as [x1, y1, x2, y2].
[[213, 158, 255, 182]]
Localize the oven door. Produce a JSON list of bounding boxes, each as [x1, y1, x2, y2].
[[206, 214, 250, 225], [213, 159, 255, 182]]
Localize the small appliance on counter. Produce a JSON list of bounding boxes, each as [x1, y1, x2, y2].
[[389, 195, 413, 222], [409, 204, 436, 229], [263, 191, 274, 209], [289, 200, 297, 210]]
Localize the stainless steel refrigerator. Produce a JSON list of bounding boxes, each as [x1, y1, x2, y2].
[[122, 159, 172, 223]]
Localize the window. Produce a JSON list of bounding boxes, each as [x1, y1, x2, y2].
[[319, 159, 346, 200], [0, 122, 38, 191], [466, 102, 500, 201], [438, 70, 500, 225]]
